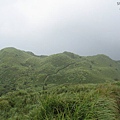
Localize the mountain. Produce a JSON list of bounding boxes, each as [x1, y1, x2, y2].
[[0, 47, 120, 96], [0, 47, 120, 120]]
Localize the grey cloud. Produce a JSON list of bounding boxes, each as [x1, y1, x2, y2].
[[0, 0, 120, 60]]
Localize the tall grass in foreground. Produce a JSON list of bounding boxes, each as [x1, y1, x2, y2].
[[0, 83, 120, 120]]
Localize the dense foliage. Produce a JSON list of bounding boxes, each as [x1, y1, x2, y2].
[[0, 47, 120, 96], [0, 83, 120, 120], [0, 47, 120, 119]]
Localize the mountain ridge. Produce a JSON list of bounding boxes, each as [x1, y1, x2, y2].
[[0, 47, 120, 96]]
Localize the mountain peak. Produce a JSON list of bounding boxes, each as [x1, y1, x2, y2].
[[63, 51, 81, 59], [1, 47, 17, 51]]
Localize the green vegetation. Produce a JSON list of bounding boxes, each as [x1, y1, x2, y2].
[[0, 47, 120, 119], [0, 83, 120, 120]]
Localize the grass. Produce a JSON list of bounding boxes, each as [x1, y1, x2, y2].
[[0, 47, 120, 119], [0, 47, 120, 96], [0, 82, 120, 120]]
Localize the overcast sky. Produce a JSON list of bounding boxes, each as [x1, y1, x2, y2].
[[0, 0, 120, 60]]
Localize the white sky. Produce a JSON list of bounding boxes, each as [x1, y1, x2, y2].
[[0, 0, 120, 59]]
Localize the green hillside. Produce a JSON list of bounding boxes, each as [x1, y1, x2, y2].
[[0, 47, 120, 119], [0, 47, 120, 96], [0, 83, 120, 120]]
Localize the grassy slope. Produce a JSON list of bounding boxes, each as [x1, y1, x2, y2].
[[0, 47, 120, 119], [0, 47, 120, 95], [0, 82, 120, 120]]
